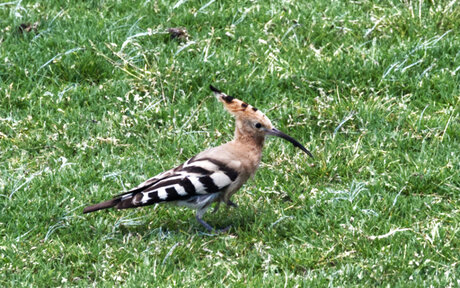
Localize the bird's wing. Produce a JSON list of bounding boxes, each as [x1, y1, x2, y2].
[[115, 155, 239, 209], [116, 165, 179, 196]]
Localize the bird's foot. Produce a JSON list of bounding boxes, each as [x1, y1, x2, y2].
[[217, 225, 232, 233], [226, 200, 238, 208], [196, 215, 231, 233]]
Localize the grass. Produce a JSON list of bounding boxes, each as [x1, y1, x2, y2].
[[0, 0, 459, 286]]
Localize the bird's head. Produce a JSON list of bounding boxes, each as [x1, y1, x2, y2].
[[210, 85, 313, 158]]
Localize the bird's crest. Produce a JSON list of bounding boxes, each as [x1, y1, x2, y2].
[[210, 85, 273, 128]]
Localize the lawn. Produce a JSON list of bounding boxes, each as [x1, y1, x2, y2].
[[0, 0, 459, 286]]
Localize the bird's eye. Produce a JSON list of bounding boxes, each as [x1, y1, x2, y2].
[[255, 122, 262, 129]]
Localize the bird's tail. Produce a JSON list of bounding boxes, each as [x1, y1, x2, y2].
[[83, 197, 122, 214], [83, 190, 141, 214]]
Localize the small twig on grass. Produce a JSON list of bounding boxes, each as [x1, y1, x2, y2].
[[121, 28, 167, 50], [162, 242, 181, 265], [270, 216, 294, 228], [15, 228, 35, 242], [440, 112, 454, 143], [45, 222, 66, 241], [281, 23, 300, 41], [333, 111, 355, 137], [392, 186, 406, 207], [367, 228, 412, 240], [196, 0, 215, 15], [36, 47, 85, 74], [174, 41, 197, 56], [33, 9, 65, 41], [44, 205, 85, 242], [416, 105, 429, 132], [113, 215, 145, 229], [173, 0, 189, 9], [9, 167, 49, 199], [364, 16, 384, 38], [327, 181, 367, 203], [401, 59, 423, 73]]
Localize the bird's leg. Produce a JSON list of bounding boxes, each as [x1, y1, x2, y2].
[[196, 214, 215, 232], [218, 225, 232, 233], [195, 214, 231, 233], [195, 214, 231, 232]]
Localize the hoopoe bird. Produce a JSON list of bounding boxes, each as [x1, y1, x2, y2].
[[83, 85, 313, 232]]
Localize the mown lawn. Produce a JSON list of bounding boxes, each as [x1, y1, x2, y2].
[[0, 0, 459, 286]]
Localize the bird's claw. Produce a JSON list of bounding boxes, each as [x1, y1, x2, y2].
[[226, 200, 238, 208], [217, 225, 232, 233], [196, 215, 231, 233]]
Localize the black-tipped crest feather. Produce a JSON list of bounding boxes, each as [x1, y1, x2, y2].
[[209, 85, 221, 93]]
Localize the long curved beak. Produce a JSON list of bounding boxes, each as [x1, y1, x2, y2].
[[267, 128, 314, 158]]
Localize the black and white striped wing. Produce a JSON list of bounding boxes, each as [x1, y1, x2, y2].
[[116, 156, 239, 209]]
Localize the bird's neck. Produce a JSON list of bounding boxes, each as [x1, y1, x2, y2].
[[233, 126, 265, 151], [229, 125, 265, 179]]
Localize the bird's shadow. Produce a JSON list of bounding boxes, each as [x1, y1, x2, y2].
[[111, 207, 258, 238]]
